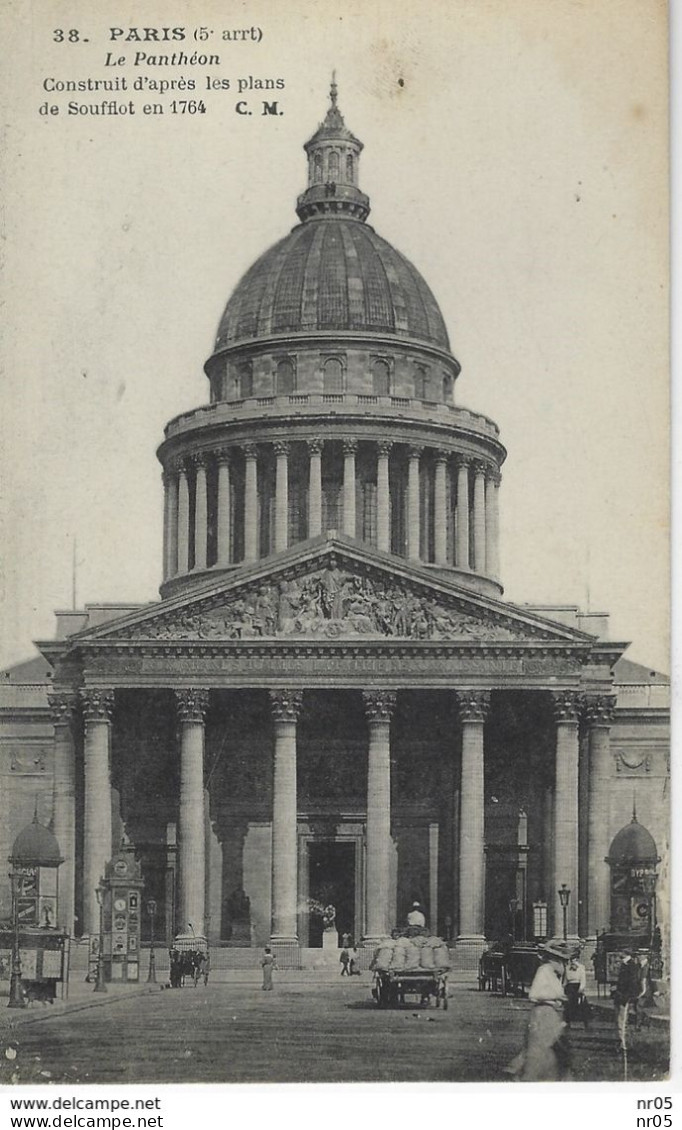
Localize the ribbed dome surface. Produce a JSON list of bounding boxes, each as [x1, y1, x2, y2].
[[215, 219, 450, 350], [608, 819, 658, 863], [11, 819, 63, 865]]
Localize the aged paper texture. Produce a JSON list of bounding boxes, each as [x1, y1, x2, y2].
[[0, 0, 671, 1112]]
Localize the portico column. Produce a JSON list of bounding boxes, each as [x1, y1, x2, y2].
[[584, 695, 617, 938], [81, 689, 114, 937], [363, 690, 396, 941], [48, 692, 76, 935], [243, 443, 259, 562], [455, 456, 471, 570], [175, 689, 209, 936], [485, 468, 500, 580], [376, 441, 391, 553], [434, 453, 448, 565], [552, 691, 581, 940], [177, 460, 190, 574], [270, 690, 302, 944], [274, 441, 290, 553], [343, 439, 357, 538], [407, 446, 422, 561], [216, 451, 232, 566], [308, 439, 323, 538], [472, 461, 487, 573], [457, 691, 490, 948], [193, 454, 208, 571]]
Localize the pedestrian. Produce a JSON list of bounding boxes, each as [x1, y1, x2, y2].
[[202, 950, 211, 986], [261, 946, 277, 991], [339, 947, 350, 975], [504, 939, 573, 1081], [614, 948, 641, 1050], [350, 947, 361, 975], [564, 951, 590, 1029]]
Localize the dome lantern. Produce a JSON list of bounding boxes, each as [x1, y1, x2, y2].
[[296, 75, 370, 223]]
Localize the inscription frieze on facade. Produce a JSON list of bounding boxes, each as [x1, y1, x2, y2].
[[127, 567, 533, 644]]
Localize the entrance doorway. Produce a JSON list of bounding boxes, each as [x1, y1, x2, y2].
[[308, 841, 356, 947]]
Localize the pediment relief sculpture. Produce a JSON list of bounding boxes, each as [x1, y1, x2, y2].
[[128, 567, 528, 643]]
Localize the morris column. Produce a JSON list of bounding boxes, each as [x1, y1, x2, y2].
[[175, 689, 209, 936], [363, 690, 396, 943]]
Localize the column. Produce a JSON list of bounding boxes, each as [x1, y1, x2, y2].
[[455, 456, 471, 569], [162, 471, 171, 582], [585, 694, 617, 937], [177, 460, 190, 574], [243, 443, 259, 562], [274, 441, 289, 553], [552, 691, 581, 940], [376, 441, 391, 553], [472, 461, 487, 573], [342, 439, 357, 538], [270, 690, 302, 944], [363, 690, 396, 941], [175, 689, 209, 936], [216, 450, 232, 567], [81, 689, 114, 937], [457, 690, 490, 946], [434, 453, 448, 565], [429, 822, 439, 934], [485, 468, 501, 580], [308, 439, 323, 538], [48, 692, 76, 935], [167, 464, 179, 579], [407, 446, 422, 561], [193, 454, 208, 571]]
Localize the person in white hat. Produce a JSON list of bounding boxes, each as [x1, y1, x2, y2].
[[505, 939, 573, 1081], [407, 902, 426, 928]]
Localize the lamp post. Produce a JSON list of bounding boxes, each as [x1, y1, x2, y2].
[[509, 896, 520, 944], [94, 883, 107, 993], [558, 883, 571, 942], [8, 870, 25, 1009], [146, 899, 157, 984]]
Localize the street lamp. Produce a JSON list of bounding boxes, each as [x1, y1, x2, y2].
[[146, 899, 157, 984], [94, 883, 107, 993], [558, 883, 571, 942], [508, 896, 520, 943], [7, 869, 25, 1009]]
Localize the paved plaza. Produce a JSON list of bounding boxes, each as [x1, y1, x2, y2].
[[0, 975, 669, 1086]]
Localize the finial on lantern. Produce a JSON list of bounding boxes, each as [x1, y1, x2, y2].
[[330, 70, 338, 109]]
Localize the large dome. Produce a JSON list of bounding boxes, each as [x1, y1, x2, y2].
[[214, 218, 450, 352]]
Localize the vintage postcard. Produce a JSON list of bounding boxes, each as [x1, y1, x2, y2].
[[0, 0, 671, 1115]]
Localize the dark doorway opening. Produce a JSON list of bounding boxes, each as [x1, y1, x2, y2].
[[308, 841, 355, 947]]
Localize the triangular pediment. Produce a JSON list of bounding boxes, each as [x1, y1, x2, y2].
[[64, 538, 596, 648]]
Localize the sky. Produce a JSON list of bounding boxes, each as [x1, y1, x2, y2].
[[0, 0, 669, 674]]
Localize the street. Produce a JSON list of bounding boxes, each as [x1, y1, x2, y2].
[[0, 977, 669, 1086]]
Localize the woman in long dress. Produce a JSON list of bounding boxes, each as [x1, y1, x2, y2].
[[261, 947, 277, 991], [506, 939, 574, 1081]]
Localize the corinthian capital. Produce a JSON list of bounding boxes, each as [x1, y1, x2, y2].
[[80, 688, 114, 723], [362, 690, 397, 723], [457, 690, 490, 723], [47, 690, 77, 725], [582, 693, 617, 727], [175, 689, 209, 723], [551, 690, 581, 723], [270, 689, 303, 723]]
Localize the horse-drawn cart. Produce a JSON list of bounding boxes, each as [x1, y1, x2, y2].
[[372, 967, 448, 1009], [170, 933, 208, 987]]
